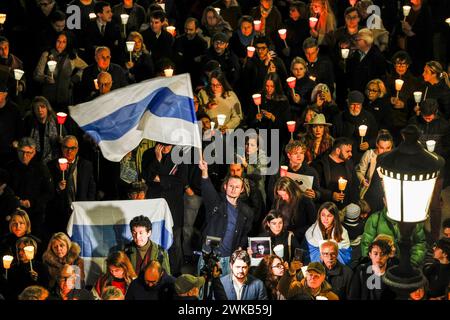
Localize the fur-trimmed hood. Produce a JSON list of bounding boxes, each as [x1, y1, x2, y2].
[[43, 242, 81, 268]]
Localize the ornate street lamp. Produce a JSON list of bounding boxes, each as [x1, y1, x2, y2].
[[377, 125, 445, 297]]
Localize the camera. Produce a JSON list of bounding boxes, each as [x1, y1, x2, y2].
[[200, 236, 222, 278]]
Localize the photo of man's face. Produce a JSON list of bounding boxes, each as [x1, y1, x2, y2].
[[257, 244, 265, 255]]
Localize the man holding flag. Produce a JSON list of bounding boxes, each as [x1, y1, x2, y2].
[[69, 73, 202, 276]]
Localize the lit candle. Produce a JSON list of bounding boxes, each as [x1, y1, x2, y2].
[[402, 6, 411, 21], [214, 7, 221, 15], [247, 46, 255, 58], [338, 177, 347, 192], [58, 158, 68, 180], [126, 41, 135, 62], [0, 13, 7, 24], [56, 112, 67, 137], [23, 245, 35, 272], [309, 17, 318, 29], [47, 61, 57, 80], [89, 12, 96, 20], [341, 48, 350, 59], [164, 68, 173, 77], [217, 114, 226, 127], [286, 76, 296, 97], [287, 121, 296, 141], [359, 125, 368, 143], [253, 20, 261, 32], [13, 69, 24, 96], [280, 165, 288, 177], [395, 79, 404, 99], [2, 255, 13, 269], [252, 93, 261, 114], [166, 26, 176, 37]]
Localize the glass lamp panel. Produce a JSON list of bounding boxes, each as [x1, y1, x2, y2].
[[383, 175, 402, 222], [403, 178, 437, 222]]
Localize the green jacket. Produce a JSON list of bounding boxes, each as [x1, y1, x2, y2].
[[124, 240, 171, 276], [361, 207, 427, 267]]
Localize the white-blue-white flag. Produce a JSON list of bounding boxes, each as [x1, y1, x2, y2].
[[67, 199, 173, 285], [69, 73, 201, 161]]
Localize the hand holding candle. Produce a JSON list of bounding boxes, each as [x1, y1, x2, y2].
[[286, 77, 296, 96], [23, 246, 35, 272], [126, 41, 135, 62], [47, 61, 57, 80], [338, 177, 347, 203], [13, 69, 24, 96], [58, 158, 68, 180], [395, 79, 404, 99], [280, 165, 288, 177], [278, 29, 288, 47], [309, 17, 318, 29]]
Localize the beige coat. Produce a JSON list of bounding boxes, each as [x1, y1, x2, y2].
[[355, 149, 378, 199]]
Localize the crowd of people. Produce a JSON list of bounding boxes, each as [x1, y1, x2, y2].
[[0, 0, 449, 300]]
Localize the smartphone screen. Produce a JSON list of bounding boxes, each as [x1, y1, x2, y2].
[[294, 248, 304, 262]]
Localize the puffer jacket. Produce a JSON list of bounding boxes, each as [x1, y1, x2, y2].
[[361, 207, 427, 267]]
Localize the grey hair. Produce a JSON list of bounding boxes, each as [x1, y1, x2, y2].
[[18, 137, 37, 149]]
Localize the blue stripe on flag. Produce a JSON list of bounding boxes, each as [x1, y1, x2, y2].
[[71, 221, 173, 258], [80, 87, 196, 142]]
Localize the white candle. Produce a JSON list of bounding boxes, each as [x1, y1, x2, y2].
[[426, 140, 436, 152], [13, 69, 24, 81], [2, 255, 13, 269], [413, 91, 422, 104], [253, 20, 261, 32], [120, 14, 129, 25], [395, 79, 404, 92], [217, 114, 226, 126], [359, 125, 368, 137], [214, 7, 221, 15], [341, 48, 350, 59], [126, 41, 135, 52], [0, 13, 6, 24], [278, 29, 287, 40], [166, 26, 176, 36], [338, 177, 347, 191], [309, 17, 318, 29], [89, 12, 96, 20], [403, 6, 411, 18], [164, 68, 173, 77], [23, 246, 35, 260], [247, 46, 255, 58]]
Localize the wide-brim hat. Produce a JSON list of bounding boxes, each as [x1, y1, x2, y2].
[[305, 113, 332, 126]]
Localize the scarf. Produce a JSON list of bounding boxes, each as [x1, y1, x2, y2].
[[237, 29, 255, 47], [29, 118, 58, 164]]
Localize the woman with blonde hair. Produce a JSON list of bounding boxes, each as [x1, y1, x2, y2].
[[289, 57, 316, 115], [92, 251, 137, 299], [124, 31, 154, 82], [42, 232, 85, 289], [0, 209, 41, 259], [364, 79, 391, 130], [309, 0, 336, 45], [421, 61, 450, 120]]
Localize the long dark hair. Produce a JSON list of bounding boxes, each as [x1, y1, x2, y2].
[[263, 72, 288, 102], [316, 202, 344, 242], [205, 69, 233, 100], [273, 177, 303, 227], [262, 209, 285, 235], [253, 254, 283, 300], [55, 31, 77, 59]]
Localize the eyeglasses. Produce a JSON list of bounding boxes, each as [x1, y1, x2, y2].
[[18, 150, 34, 155], [271, 263, 284, 269], [62, 146, 78, 151]]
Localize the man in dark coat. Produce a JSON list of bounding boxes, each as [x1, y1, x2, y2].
[[82, 1, 122, 65], [46, 135, 96, 235], [141, 10, 174, 65], [78, 46, 128, 103], [0, 80, 24, 168], [320, 240, 353, 300], [332, 90, 378, 164], [197, 159, 253, 277], [141, 143, 187, 276], [312, 137, 359, 210], [7, 137, 53, 238], [125, 260, 175, 300], [347, 28, 387, 93]]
